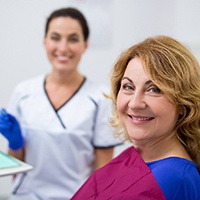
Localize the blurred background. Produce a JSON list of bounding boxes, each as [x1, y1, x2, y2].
[[1, 0, 200, 199]]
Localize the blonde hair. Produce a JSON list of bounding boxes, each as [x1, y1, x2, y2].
[[110, 35, 200, 170]]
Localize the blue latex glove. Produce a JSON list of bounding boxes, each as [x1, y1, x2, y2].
[[0, 108, 24, 150]]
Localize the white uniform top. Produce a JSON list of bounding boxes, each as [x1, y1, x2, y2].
[[8, 74, 119, 200]]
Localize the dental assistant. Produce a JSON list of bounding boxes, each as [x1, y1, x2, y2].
[[0, 7, 119, 200]]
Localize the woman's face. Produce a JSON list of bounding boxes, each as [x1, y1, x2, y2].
[[117, 57, 180, 147], [43, 17, 88, 74]]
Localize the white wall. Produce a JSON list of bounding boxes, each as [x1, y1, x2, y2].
[[1, 0, 200, 198]]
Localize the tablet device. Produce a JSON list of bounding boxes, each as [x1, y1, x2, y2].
[[0, 151, 33, 177]]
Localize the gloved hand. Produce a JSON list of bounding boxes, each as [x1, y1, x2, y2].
[[0, 108, 24, 150]]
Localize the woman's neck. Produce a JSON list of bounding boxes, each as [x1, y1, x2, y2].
[[133, 135, 192, 162], [47, 70, 84, 86]]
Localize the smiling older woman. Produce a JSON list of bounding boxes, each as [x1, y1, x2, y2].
[[71, 35, 200, 200]]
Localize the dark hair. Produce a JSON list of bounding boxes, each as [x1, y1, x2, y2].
[[45, 7, 89, 41]]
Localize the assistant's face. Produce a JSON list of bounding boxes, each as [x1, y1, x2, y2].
[[117, 57, 180, 146], [43, 17, 88, 74]]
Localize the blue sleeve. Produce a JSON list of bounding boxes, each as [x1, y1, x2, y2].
[[173, 166, 200, 200], [149, 162, 200, 200]]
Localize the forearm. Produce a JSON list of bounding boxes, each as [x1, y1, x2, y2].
[[8, 146, 25, 161], [94, 147, 114, 170]]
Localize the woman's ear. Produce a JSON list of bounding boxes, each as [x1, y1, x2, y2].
[[177, 105, 185, 123], [82, 40, 89, 53], [85, 40, 89, 49], [43, 37, 46, 46], [179, 105, 184, 115]]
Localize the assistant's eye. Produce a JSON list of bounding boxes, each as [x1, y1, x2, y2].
[[51, 36, 60, 41], [69, 37, 79, 43]]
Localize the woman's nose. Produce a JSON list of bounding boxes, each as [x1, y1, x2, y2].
[[128, 92, 147, 110], [58, 40, 69, 51]]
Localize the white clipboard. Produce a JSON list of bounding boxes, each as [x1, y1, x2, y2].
[[0, 151, 33, 177]]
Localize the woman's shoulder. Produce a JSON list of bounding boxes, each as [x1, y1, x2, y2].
[[13, 74, 45, 93], [16, 74, 45, 88], [9, 74, 46, 101], [147, 157, 199, 181], [148, 157, 198, 173], [147, 157, 200, 199], [83, 78, 110, 94], [81, 78, 111, 103]]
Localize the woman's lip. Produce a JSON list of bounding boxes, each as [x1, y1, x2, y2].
[[56, 55, 70, 61], [127, 114, 154, 125], [127, 114, 154, 121]]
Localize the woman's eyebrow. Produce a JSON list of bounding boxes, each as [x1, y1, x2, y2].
[[145, 80, 153, 86], [50, 32, 59, 35], [50, 32, 79, 37], [121, 77, 133, 83], [69, 32, 79, 37], [122, 77, 153, 86]]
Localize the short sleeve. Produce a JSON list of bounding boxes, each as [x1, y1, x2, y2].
[[148, 158, 200, 200], [173, 165, 200, 200], [91, 86, 120, 148]]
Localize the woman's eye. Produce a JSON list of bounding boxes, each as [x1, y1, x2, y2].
[[51, 36, 60, 41], [148, 86, 162, 94], [122, 84, 134, 91], [69, 37, 79, 43]]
